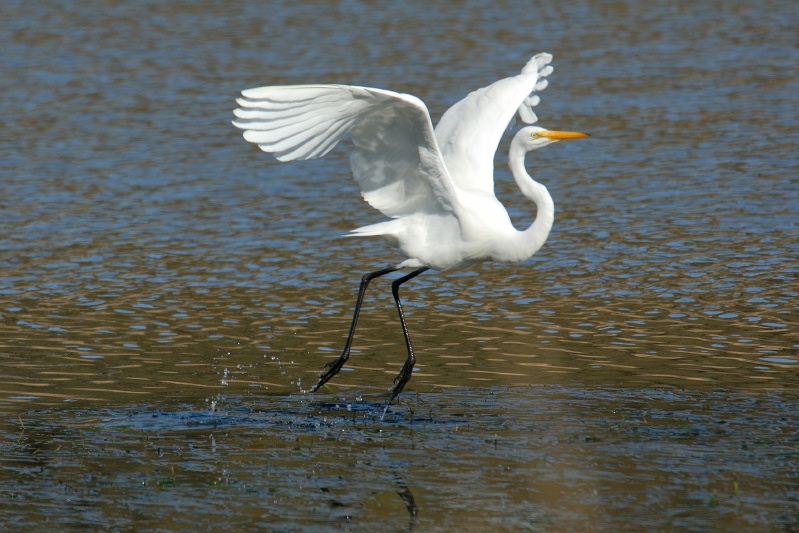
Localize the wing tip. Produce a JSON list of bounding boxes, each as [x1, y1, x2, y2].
[[517, 52, 555, 124], [521, 52, 553, 74]]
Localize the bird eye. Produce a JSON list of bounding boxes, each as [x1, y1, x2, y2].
[[530, 132, 540, 139]]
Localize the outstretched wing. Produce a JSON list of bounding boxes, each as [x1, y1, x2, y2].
[[434, 53, 554, 193], [233, 85, 457, 218]]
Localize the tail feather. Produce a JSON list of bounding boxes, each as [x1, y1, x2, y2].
[[347, 220, 396, 237]]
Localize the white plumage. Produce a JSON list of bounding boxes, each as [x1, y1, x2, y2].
[[232, 53, 587, 403]]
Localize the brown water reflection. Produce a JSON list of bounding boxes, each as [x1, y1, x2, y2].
[[1, 259, 796, 406]]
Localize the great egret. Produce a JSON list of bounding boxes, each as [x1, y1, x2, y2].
[[233, 53, 587, 403]]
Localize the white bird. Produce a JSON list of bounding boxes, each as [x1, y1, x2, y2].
[[233, 53, 587, 404]]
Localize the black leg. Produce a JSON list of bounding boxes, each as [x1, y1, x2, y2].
[[310, 266, 397, 393], [387, 267, 429, 404]]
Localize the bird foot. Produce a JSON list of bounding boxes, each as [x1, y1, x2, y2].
[[310, 356, 347, 393], [387, 360, 414, 404]]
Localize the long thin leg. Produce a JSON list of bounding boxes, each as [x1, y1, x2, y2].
[[388, 267, 429, 404], [310, 266, 398, 392]]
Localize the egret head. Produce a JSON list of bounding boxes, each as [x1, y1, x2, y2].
[[514, 126, 589, 151]]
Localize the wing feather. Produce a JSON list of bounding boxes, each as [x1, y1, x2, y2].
[[434, 53, 554, 193], [233, 85, 457, 218]]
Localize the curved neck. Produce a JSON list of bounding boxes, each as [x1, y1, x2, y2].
[[506, 139, 555, 261]]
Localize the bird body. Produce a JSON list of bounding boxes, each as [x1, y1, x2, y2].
[[233, 53, 587, 403]]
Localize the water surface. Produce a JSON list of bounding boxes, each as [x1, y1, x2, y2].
[[1, 0, 797, 530]]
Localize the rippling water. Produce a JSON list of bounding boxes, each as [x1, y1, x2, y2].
[[1, 0, 797, 530]]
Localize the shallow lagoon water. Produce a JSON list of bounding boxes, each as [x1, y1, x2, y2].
[[1, 0, 798, 530], [6, 388, 799, 531]]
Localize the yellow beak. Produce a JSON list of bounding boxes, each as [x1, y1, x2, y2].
[[537, 130, 590, 140]]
